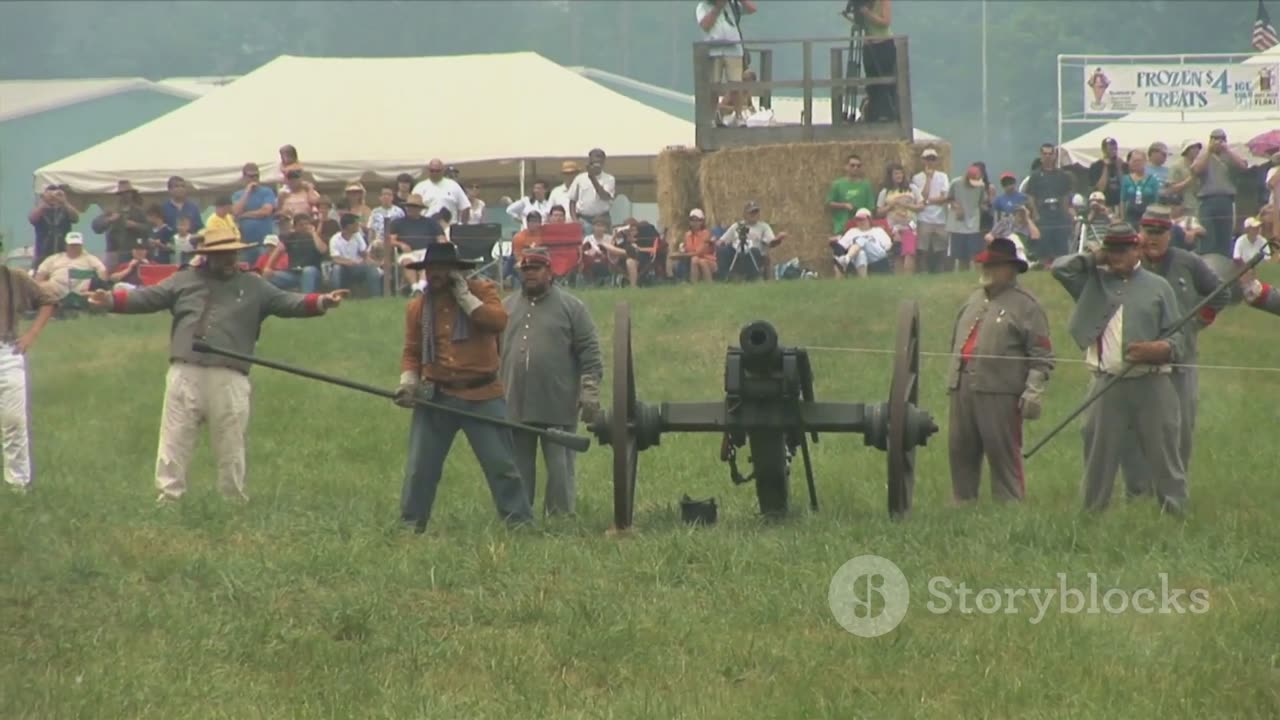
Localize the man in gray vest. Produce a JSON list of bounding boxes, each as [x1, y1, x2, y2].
[[1117, 207, 1227, 498], [1051, 221, 1189, 515], [501, 247, 603, 516], [946, 236, 1055, 502]]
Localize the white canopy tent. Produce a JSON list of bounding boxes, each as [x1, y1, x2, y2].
[[1062, 48, 1280, 167], [35, 53, 698, 204]]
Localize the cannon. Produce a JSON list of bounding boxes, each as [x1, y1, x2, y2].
[[589, 300, 939, 529]]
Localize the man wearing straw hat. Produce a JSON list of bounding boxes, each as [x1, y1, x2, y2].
[[501, 247, 602, 516], [395, 242, 532, 532], [1050, 221, 1189, 515], [946, 235, 1054, 502], [1117, 206, 1227, 499], [86, 227, 349, 504]]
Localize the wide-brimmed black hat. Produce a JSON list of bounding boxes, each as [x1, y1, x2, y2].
[[405, 242, 479, 270], [974, 236, 1028, 273]]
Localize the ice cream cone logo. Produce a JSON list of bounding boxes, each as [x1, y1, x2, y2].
[[1088, 68, 1111, 107], [1259, 67, 1274, 93]]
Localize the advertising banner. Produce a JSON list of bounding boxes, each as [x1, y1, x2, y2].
[[1085, 63, 1280, 114]]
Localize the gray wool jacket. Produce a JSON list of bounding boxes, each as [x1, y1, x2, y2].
[[500, 286, 603, 427], [1050, 252, 1188, 365], [946, 283, 1055, 395], [108, 267, 329, 375], [1142, 247, 1227, 362]]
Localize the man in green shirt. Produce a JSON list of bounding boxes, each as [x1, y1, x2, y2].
[[827, 154, 875, 235]]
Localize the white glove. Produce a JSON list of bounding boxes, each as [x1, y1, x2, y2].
[[447, 270, 483, 314]]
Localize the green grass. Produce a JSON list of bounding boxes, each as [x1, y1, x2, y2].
[[4, 269, 1280, 719]]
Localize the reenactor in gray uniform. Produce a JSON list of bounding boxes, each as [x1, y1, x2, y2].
[[1051, 222, 1189, 515], [500, 248, 603, 516], [1118, 207, 1227, 497], [946, 237, 1055, 501], [87, 228, 348, 503]]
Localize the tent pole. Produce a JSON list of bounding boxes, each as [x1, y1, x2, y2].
[[519, 159, 526, 199]]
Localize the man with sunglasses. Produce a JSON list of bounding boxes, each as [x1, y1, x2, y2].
[[826, 154, 875, 238], [232, 162, 278, 264], [1116, 207, 1226, 502]]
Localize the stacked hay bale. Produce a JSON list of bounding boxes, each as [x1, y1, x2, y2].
[[657, 140, 952, 276]]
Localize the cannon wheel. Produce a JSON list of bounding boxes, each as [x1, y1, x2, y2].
[[750, 433, 790, 518], [612, 303, 640, 530], [887, 300, 920, 518]]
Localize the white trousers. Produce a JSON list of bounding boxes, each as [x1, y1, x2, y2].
[[0, 346, 33, 488], [156, 363, 251, 501]]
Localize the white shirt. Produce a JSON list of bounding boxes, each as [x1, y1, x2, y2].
[[506, 197, 553, 228], [910, 171, 951, 225], [568, 171, 617, 219], [836, 226, 893, 263], [695, 1, 744, 57], [548, 183, 573, 218], [719, 220, 775, 252], [329, 231, 367, 262], [411, 178, 470, 219], [1233, 233, 1271, 263], [1084, 304, 1125, 374], [467, 199, 486, 224]]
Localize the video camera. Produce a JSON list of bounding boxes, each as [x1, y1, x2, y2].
[[843, 0, 874, 29]]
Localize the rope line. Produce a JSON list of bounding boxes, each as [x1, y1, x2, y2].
[[803, 345, 1280, 375]]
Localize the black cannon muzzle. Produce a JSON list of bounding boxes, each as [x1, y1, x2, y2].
[[738, 321, 781, 375]]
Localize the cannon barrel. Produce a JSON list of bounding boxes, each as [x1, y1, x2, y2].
[[738, 321, 781, 375]]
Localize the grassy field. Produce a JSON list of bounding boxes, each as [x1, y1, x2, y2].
[[3, 268, 1280, 719]]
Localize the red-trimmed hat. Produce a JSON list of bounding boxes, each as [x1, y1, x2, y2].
[[1103, 221, 1140, 246], [974, 236, 1029, 273], [1139, 206, 1173, 230]]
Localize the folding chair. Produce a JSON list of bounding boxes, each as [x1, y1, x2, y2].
[[539, 223, 585, 284], [139, 264, 179, 286], [454, 224, 503, 281]]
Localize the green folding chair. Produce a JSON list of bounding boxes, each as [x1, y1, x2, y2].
[[61, 268, 100, 310]]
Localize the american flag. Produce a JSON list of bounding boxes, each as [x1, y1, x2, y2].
[[1254, 0, 1278, 52]]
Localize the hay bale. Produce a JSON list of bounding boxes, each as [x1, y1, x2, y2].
[[656, 147, 704, 232], [696, 140, 951, 276]]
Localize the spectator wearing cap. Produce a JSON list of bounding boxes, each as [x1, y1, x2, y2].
[[500, 246, 603, 517], [911, 147, 951, 273], [1088, 137, 1127, 210], [1120, 149, 1160, 226], [328, 213, 381, 297], [827, 154, 876, 237], [985, 201, 1038, 254], [389, 194, 445, 294], [277, 167, 320, 220], [831, 208, 892, 278], [946, 164, 987, 272], [676, 209, 718, 282], [230, 163, 277, 263], [1078, 191, 1113, 252], [1191, 128, 1248, 256], [1167, 139, 1203, 219], [1233, 216, 1271, 264], [34, 232, 108, 295], [568, 149, 616, 232], [204, 195, 242, 241], [549, 162, 577, 218], [946, 235, 1053, 502], [1050, 221, 1189, 514], [1117, 206, 1226, 500], [505, 180, 553, 229], [412, 159, 471, 224], [992, 172, 1028, 222], [716, 201, 785, 281], [91, 180, 149, 270], [1147, 141, 1171, 193], [343, 182, 371, 226], [1023, 143, 1076, 269], [163, 176, 204, 236], [108, 239, 154, 288], [876, 163, 922, 274], [29, 184, 80, 268]]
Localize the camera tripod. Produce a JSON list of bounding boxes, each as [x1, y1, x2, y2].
[[840, 11, 865, 123], [727, 239, 762, 280]]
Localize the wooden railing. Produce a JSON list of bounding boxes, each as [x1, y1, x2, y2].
[[693, 36, 913, 151]]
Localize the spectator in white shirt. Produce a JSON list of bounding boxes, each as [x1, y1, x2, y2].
[[550, 162, 577, 216], [832, 208, 893, 278], [411, 159, 471, 223], [696, 0, 757, 126], [329, 213, 381, 297], [368, 187, 405, 246], [505, 180, 552, 229], [716, 200, 785, 281], [1233, 216, 1271, 264], [34, 232, 108, 294], [569, 149, 617, 233], [465, 182, 486, 225], [910, 147, 952, 273]]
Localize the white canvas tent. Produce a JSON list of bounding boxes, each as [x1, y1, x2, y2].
[[35, 53, 698, 204], [1062, 48, 1280, 167]]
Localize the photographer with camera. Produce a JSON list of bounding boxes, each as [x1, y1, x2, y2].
[[845, 0, 896, 123], [29, 184, 80, 268], [715, 201, 785, 282], [697, 0, 757, 127], [1189, 129, 1248, 256]]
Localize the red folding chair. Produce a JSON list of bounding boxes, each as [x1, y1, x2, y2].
[[139, 264, 180, 286], [539, 223, 585, 281]]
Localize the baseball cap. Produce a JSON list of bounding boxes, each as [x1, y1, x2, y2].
[[999, 172, 1017, 183], [966, 165, 984, 187], [561, 160, 579, 174], [1181, 139, 1203, 155], [344, 181, 365, 193], [1210, 128, 1227, 140], [921, 148, 939, 159], [744, 201, 761, 213], [688, 208, 705, 219], [854, 208, 873, 219], [1244, 216, 1262, 229], [1148, 141, 1169, 154], [1089, 191, 1106, 202], [66, 232, 84, 245], [263, 234, 280, 247]]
